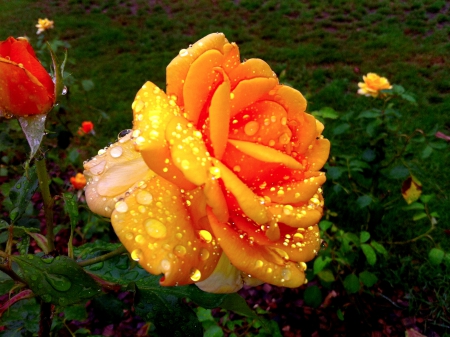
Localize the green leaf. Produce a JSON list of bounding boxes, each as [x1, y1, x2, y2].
[[360, 231, 371, 243], [402, 202, 425, 211], [412, 212, 427, 221], [303, 285, 322, 308], [337, 309, 344, 321], [47, 42, 67, 102], [359, 271, 378, 287], [420, 194, 435, 203], [81, 79, 95, 92], [317, 269, 335, 283], [313, 256, 331, 274], [204, 325, 224, 337], [64, 303, 88, 321], [9, 166, 39, 222], [371, 241, 388, 257], [0, 270, 14, 296], [357, 109, 381, 119], [429, 248, 445, 265], [343, 274, 360, 294], [326, 166, 344, 180], [134, 285, 202, 337], [11, 254, 101, 306], [74, 242, 122, 259], [421, 145, 433, 159], [312, 107, 339, 119], [196, 307, 215, 323], [319, 220, 333, 231], [388, 165, 410, 180], [362, 148, 376, 162], [356, 195, 372, 208], [333, 123, 350, 135], [63, 193, 79, 230], [219, 293, 256, 318], [361, 244, 377, 265], [0, 297, 40, 334], [400, 93, 416, 103]]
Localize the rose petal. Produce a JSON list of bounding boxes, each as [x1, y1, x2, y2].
[[229, 58, 277, 90], [209, 68, 231, 160], [167, 33, 230, 107], [111, 175, 221, 286], [165, 115, 212, 186], [212, 159, 270, 225], [303, 138, 330, 171], [228, 139, 303, 170], [208, 209, 307, 287], [132, 81, 195, 190]]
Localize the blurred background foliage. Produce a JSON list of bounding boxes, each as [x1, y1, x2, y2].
[[0, 0, 449, 336]]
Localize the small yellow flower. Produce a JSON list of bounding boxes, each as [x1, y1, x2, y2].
[[36, 18, 54, 35], [358, 73, 392, 98]]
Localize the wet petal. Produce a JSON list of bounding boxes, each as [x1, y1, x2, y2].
[[111, 175, 221, 286]]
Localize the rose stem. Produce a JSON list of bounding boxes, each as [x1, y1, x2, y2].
[[35, 157, 55, 252]]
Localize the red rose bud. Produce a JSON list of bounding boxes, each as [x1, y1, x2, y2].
[[81, 121, 94, 134], [0, 37, 55, 117]]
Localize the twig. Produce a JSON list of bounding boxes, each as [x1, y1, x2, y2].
[[77, 245, 127, 267]]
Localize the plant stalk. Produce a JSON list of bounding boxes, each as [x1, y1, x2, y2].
[[78, 245, 127, 267], [35, 158, 55, 252]]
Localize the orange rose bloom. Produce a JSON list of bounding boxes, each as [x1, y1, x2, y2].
[[70, 173, 87, 190], [0, 37, 55, 117], [84, 33, 330, 292]]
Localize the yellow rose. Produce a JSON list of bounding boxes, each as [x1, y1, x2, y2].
[[357, 72, 392, 98], [84, 33, 330, 292]]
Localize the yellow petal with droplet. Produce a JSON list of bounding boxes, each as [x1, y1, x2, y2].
[[305, 139, 330, 171], [261, 173, 326, 204], [208, 209, 306, 287], [230, 77, 278, 117], [182, 50, 224, 124], [167, 33, 230, 107], [212, 159, 270, 225], [165, 116, 211, 186], [228, 58, 277, 87], [209, 68, 230, 160], [228, 139, 303, 170], [111, 176, 221, 286], [195, 254, 243, 293], [204, 172, 229, 223]]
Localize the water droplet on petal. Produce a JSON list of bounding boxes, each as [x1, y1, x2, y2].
[[255, 260, 264, 268], [190, 268, 201, 281], [136, 190, 153, 205], [135, 234, 145, 244], [200, 248, 210, 261], [174, 245, 187, 257], [179, 49, 188, 57], [281, 268, 292, 281], [198, 230, 212, 243], [145, 219, 167, 239], [110, 146, 123, 158], [115, 200, 129, 213], [244, 121, 259, 136], [125, 232, 134, 240], [131, 248, 142, 261], [161, 259, 171, 272], [118, 129, 132, 139]]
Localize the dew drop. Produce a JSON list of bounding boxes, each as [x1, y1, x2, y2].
[[176, 232, 183, 240], [118, 129, 132, 139], [244, 121, 259, 136], [299, 262, 307, 271], [115, 200, 128, 213], [179, 49, 189, 57], [198, 230, 212, 243], [279, 133, 291, 145], [283, 205, 294, 215], [110, 146, 123, 158], [145, 219, 167, 239], [61, 86, 68, 95], [209, 167, 221, 179], [125, 232, 134, 240], [174, 245, 187, 257], [89, 160, 106, 175], [44, 274, 72, 292], [161, 259, 171, 272], [135, 234, 145, 244], [134, 100, 145, 113], [131, 248, 143, 261], [181, 160, 190, 170], [233, 165, 241, 172], [281, 268, 292, 281], [200, 248, 210, 261], [255, 260, 264, 268], [190, 268, 202, 281], [136, 190, 153, 205]]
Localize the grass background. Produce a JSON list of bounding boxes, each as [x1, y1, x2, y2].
[[1, 0, 449, 334]]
